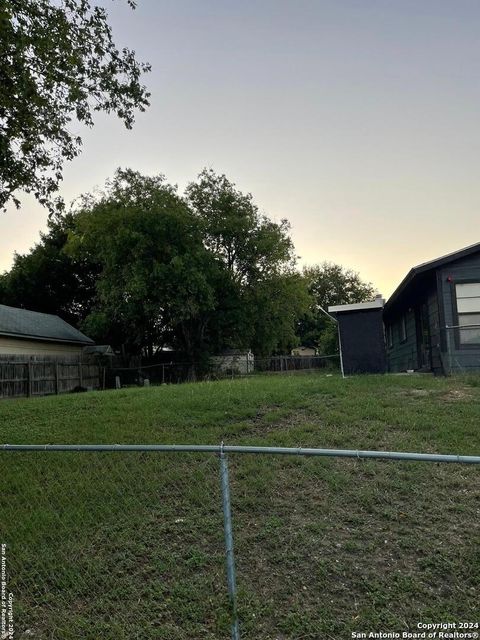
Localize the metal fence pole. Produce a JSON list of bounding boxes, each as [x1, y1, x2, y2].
[[446, 326, 453, 375], [219, 443, 240, 640], [337, 324, 345, 379]]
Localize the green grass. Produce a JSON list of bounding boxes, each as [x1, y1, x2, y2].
[[0, 372, 479, 639]]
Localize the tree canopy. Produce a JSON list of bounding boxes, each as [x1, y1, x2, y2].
[[0, 0, 150, 212], [0, 168, 376, 366], [66, 169, 217, 360], [186, 169, 307, 356], [0, 212, 98, 325], [298, 262, 376, 354]]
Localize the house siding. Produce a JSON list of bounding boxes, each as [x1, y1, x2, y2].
[[0, 336, 84, 357], [427, 287, 443, 375], [437, 254, 480, 374], [386, 308, 418, 372]]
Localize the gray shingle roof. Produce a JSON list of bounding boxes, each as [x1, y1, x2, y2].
[[0, 305, 94, 345]]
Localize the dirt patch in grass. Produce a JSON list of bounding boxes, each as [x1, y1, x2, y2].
[[396, 385, 473, 403], [396, 388, 431, 398], [236, 407, 321, 438], [410, 389, 430, 397], [440, 388, 473, 402]]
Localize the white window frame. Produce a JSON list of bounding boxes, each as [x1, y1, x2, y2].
[[455, 282, 480, 347]]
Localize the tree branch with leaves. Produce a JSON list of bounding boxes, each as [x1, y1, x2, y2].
[[0, 0, 150, 212]]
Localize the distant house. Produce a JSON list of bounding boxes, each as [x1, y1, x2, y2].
[[384, 242, 480, 375], [291, 346, 317, 357], [0, 304, 94, 358], [83, 345, 115, 358], [211, 350, 254, 375]]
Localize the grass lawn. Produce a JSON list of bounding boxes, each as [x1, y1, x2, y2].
[[0, 372, 479, 639]]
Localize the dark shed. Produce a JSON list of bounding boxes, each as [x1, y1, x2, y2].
[[328, 299, 387, 375]]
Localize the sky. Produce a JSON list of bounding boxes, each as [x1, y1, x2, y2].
[[1, 0, 480, 298]]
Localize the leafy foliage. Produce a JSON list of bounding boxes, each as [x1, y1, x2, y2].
[[298, 262, 376, 354], [186, 169, 294, 284], [186, 169, 307, 355], [0, 212, 98, 325], [67, 169, 217, 358], [0, 168, 376, 363], [0, 0, 150, 212]]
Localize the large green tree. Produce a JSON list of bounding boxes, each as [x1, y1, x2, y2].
[[67, 169, 217, 360], [186, 169, 308, 356], [1, 167, 311, 363], [298, 262, 376, 354], [0, 0, 150, 212], [0, 212, 98, 325]]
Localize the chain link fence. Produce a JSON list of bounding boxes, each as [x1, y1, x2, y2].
[[443, 325, 480, 374], [0, 451, 225, 640], [1, 445, 479, 639], [106, 355, 340, 389]]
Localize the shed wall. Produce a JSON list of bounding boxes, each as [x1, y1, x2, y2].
[[211, 353, 254, 374], [338, 308, 386, 374]]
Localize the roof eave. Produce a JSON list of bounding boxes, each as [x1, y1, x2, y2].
[[0, 331, 94, 346], [384, 268, 416, 313], [385, 241, 480, 313]]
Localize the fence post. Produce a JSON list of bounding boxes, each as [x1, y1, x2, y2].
[[219, 443, 240, 640], [446, 326, 453, 375], [55, 361, 59, 395], [27, 361, 33, 397], [337, 324, 345, 379]]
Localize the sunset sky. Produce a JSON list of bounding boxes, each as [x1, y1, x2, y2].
[[1, 0, 479, 298]]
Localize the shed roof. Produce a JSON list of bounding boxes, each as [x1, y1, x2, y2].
[[0, 304, 94, 345], [328, 299, 385, 314], [385, 241, 480, 312]]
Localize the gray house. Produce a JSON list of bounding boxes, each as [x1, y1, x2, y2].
[[384, 242, 480, 375]]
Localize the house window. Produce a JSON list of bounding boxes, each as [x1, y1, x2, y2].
[[400, 315, 407, 343], [455, 282, 480, 345]]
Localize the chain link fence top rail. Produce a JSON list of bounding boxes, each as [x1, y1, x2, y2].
[[0, 444, 479, 640]]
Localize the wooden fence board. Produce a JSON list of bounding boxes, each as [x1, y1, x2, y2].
[[0, 357, 101, 399]]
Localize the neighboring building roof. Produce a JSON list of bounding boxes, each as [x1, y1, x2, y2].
[[0, 304, 94, 345], [328, 298, 385, 314], [385, 241, 480, 312], [83, 344, 114, 356], [291, 346, 317, 355]]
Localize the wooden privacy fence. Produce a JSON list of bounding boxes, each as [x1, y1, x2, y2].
[[0, 357, 102, 399]]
